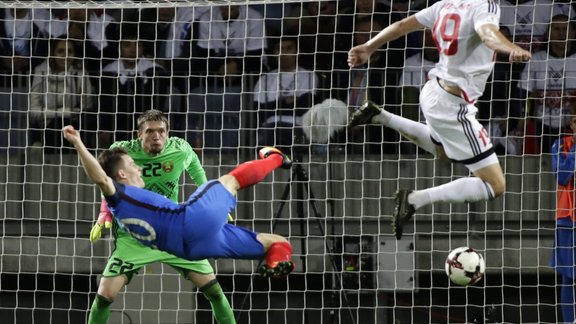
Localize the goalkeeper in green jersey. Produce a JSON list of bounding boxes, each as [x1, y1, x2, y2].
[[88, 110, 235, 324]]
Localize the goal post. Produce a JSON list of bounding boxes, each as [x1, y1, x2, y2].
[[0, 0, 570, 323]]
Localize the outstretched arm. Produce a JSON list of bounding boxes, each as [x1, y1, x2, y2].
[[62, 126, 116, 196], [477, 24, 532, 63], [348, 15, 424, 68]]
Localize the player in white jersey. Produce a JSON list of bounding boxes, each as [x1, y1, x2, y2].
[[348, 0, 531, 239]]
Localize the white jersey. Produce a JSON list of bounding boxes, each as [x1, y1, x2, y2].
[[415, 0, 500, 102]]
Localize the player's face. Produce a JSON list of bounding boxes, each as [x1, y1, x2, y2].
[[121, 155, 145, 188], [138, 121, 168, 155]]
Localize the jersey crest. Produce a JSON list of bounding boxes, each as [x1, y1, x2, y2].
[[162, 161, 174, 173]]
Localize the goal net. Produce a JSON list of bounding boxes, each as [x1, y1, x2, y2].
[[0, 0, 572, 323]]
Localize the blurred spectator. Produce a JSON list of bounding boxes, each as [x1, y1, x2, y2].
[[518, 14, 576, 154], [254, 37, 319, 148], [371, 0, 424, 77], [399, 29, 438, 122], [190, 4, 266, 81], [0, 8, 48, 73], [500, 0, 575, 52], [40, 9, 69, 38], [133, 6, 211, 135], [101, 31, 163, 78], [136, 6, 208, 71], [488, 117, 524, 155], [484, 26, 523, 118], [480, 26, 525, 155], [376, 0, 428, 12], [39, 9, 108, 72], [29, 37, 93, 151], [252, 3, 294, 37], [336, 0, 389, 72], [341, 0, 389, 22], [284, 1, 341, 73], [39, 8, 118, 73], [185, 5, 266, 152], [69, 9, 119, 73], [134, 6, 198, 135], [85, 9, 116, 57], [334, 18, 398, 153], [397, 29, 438, 153], [138, 7, 179, 64], [343, 19, 388, 108], [98, 25, 166, 147]]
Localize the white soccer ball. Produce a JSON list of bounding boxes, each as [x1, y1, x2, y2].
[[445, 247, 486, 286]]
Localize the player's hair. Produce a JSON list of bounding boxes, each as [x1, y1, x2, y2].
[[98, 147, 129, 180], [136, 109, 170, 131]]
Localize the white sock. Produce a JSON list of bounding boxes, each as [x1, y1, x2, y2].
[[408, 177, 495, 210], [373, 110, 437, 154]]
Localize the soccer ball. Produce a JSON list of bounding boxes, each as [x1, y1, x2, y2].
[[445, 247, 486, 286]]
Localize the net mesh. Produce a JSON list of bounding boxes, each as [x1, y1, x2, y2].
[[0, 0, 573, 323]]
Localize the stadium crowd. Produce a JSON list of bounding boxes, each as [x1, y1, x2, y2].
[[0, 0, 574, 156]]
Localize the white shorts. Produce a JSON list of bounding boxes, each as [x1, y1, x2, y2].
[[420, 78, 495, 167]]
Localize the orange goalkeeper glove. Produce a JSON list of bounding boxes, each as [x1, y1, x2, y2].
[[90, 200, 113, 243]]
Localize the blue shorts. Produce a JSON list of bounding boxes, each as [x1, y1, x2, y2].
[[182, 180, 265, 261], [550, 224, 576, 278]]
